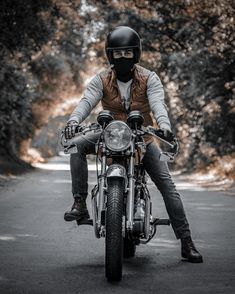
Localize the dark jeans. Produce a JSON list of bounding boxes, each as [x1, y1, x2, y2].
[[70, 132, 191, 239]]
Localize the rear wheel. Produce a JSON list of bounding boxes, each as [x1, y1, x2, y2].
[[105, 178, 124, 282]]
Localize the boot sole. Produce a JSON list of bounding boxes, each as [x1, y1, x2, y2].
[[181, 252, 203, 263], [64, 212, 90, 222]]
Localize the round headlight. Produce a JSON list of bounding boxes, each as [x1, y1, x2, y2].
[[104, 121, 132, 151]]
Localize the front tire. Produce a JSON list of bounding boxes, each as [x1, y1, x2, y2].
[[105, 178, 124, 282]]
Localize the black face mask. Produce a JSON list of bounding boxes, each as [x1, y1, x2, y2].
[[112, 57, 135, 82]]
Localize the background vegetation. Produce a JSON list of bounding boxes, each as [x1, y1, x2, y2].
[[0, 0, 234, 179]]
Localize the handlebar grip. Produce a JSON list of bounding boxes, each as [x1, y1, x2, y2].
[[154, 129, 175, 143], [74, 125, 82, 133]]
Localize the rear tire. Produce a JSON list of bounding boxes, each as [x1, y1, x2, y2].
[[105, 178, 124, 282]]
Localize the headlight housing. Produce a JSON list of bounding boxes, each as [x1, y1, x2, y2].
[[104, 121, 132, 151]]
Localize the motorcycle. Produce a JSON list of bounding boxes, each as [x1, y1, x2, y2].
[[61, 110, 179, 281]]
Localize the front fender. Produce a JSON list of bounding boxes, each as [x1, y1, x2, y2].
[[106, 164, 127, 182]]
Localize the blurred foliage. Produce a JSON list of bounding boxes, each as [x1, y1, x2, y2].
[[0, 0, 84, 166], [0, 0, 234, 176]]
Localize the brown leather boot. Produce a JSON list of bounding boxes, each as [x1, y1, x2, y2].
[[64, 196, 90, 222], [181, 236, 203, 263]]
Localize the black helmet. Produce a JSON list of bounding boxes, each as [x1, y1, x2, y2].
[[105, 26, 142, 64]]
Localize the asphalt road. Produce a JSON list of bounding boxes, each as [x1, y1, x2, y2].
[[0, 156, 234, 294]]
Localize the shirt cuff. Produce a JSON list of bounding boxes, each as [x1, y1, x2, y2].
[[159, 122, 172, 132], [67, 117, 80, 124]]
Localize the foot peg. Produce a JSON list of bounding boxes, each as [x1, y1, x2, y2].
[[140, 218, 171, 244], [152, 218, 171, 226], [76, 218, 93, 226]]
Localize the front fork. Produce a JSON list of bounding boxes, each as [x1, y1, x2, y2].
[[126, 141, 135, 231], [96, 141, 136, 235], [98, 145, 106, 227]]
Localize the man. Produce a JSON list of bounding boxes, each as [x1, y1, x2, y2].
[[64, 26, 203, 263]]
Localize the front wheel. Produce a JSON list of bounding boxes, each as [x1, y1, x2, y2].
[[105, 178, 124, 282]]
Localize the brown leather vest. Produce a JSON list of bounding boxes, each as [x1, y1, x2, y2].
[[100, 64, 154, 144]]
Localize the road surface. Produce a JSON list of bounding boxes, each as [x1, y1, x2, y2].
[[0, 156, 234, 294]]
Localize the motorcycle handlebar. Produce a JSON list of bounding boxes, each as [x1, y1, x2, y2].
[[74, 123, 101, 135], [61, 123, 179, 159]]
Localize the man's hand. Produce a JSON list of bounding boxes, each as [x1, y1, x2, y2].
[[161, 128, 175, 142], [64, 121, 80, 139]]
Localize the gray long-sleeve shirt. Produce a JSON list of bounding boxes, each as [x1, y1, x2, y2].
[[69, 71, 171, 131]]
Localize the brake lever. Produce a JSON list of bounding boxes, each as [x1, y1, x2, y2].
[[145, 126, 175, 148], [144, 126, 179, 162]]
